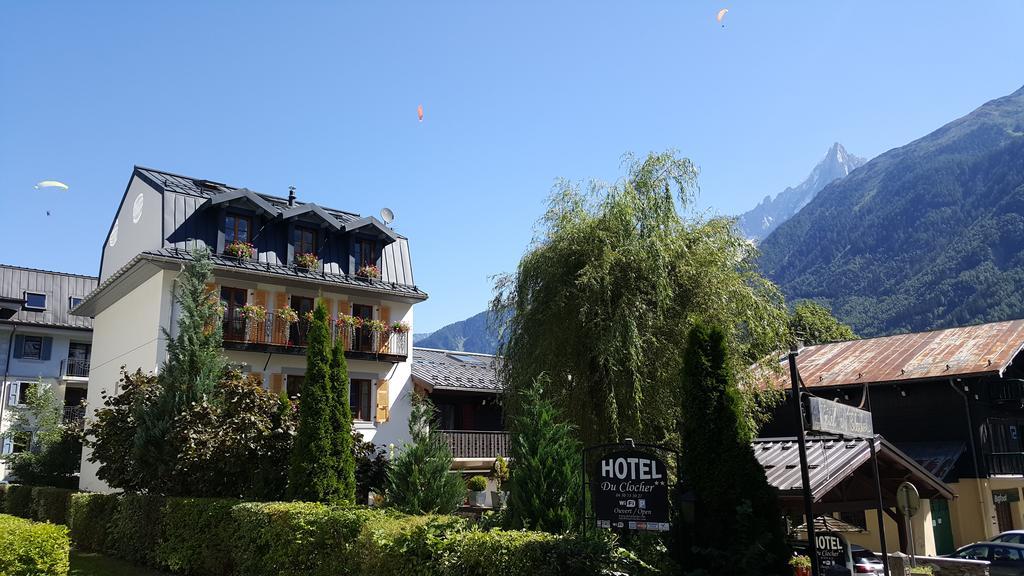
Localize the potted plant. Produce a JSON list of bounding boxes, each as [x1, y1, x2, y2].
[[466, 475, 488, 507], [294, 252, 318, 270], [336, 314, 363, 329], [356, 264, 380, 279], [365, 319, 388, 334], [240, 304, 266, 323], [390, 320, 411, 334], [224, 241, 255, 259], [491, 455, 509, 509], [277, 306, 299, 324], [789, 554, 811, 576]]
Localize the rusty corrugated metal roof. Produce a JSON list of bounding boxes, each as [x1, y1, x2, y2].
[[779, 319, 1024, 389]]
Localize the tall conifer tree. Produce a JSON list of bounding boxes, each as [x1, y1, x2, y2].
[[385, 395, 464, 514], [678, 322, 789, 575], [330, 339, 356, 503], [287, 301, 336, 501]]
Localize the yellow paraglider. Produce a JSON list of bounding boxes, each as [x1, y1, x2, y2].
[[716, 8, 729, 27], [35, 180, 69, 191]]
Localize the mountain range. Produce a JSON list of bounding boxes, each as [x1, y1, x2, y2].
[[737, 142, 866, 241], [422, 84, 1024, 349], [759, 84, 1024, 336]]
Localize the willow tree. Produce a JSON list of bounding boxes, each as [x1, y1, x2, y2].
[[493, 151, 789, 446]]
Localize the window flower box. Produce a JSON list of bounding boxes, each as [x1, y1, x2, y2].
[[224, 241, 255, 260], [356, 264, 380, 279], [336, 314, 363, 329], [390, 321, 411, 334], [240, 304, 267, 322], [276, 306, 299, 324], [365, 319, 388, 334], [294, 252, 319, 270]]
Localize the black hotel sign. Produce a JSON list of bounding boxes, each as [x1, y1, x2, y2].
[[593, 449, 671, 532]]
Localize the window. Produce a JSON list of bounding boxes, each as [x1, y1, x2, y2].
[[294, 226, 318, 256], [353, 239, 377, 268], [287, 375, 304, 400], [24, 292, 46, 310], [17, 382, 34, 405], [10, 431, 31, 454], [351, 379, 372, 421], [955, 545, 990, 561], [69, 296, 83, 309], [221, 287, 248, 341], [224, 214, 252, 245], [21, 336, 43, 360]]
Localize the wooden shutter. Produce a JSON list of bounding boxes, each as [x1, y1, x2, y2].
[[41, 337, 53, 361], [270, 373, 284, 395], [273, 292, 289, 345], [250, 290, 269, 342], [375, 379, 390, 422], [12, 335, 23, 359], [378, 306, 391, 353], [205, 282, 218, 294], [2, 436, 11, 455], [7, 382, 19, 406], [250, 372, 264, 389]]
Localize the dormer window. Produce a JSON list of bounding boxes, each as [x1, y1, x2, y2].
[[294, 226, 318, 255], [225, 214, 252, 245], [354, 239, 377, 268]]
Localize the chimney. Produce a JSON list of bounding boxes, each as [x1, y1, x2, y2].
[[287, 186, 296, 207]]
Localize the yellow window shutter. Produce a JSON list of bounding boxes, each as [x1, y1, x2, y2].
[[249, 290, 270, 342], [205, 282, 218, 294], [270, 373, 283, 395], [249, 372, 264, 388], [375, 379, 390, 422], [272, 292, 290, 345], [323, 297, 335, 317], [378, 306, 391, 353]]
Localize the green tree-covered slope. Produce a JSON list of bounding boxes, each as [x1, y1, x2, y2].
[[759, 85, 1024, 336]]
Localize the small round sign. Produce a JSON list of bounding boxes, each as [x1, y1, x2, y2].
[[897, 481, 920, 517]]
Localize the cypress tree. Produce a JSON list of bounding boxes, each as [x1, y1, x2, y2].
[[385, 395, 465, 514], [329, 339, 357, 504], [134, 249, 226, 493], [678, 322, 789, 576], [287, 301, 336, 501], [504, 374, 579, 533]]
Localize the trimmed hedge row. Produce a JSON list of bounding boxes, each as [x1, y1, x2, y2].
[[0, 484, 76, 525], [0, 513, 71, 576], [69, 494, 616, 576]]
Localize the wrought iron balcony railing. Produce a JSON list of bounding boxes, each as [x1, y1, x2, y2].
[[440, 430, 509, 459], [65, 357, 90, 378], [62, 405, 86, 429], [221, 315, 409, 360]]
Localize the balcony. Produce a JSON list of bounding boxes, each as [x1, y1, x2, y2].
[[441, 430, 509, 459], [65, 357, 90, 378], [221, 315, 409, 363], [987, 452, 1024, 476], [62, 405, 85, 429]]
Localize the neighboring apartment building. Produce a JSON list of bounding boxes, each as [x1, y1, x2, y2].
[[760, 319, 1024, 556], [0, 265, 97, 481], [73, 166, 427, 492]]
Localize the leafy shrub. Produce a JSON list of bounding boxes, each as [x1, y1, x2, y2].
[[467, 476, 488, 492], [157, 498, 237, 575], [5, 484, 33, 518], [30, 486, 75, 525], [68, 493, 118, 552], [0, 513, 70, 576], [106, 493, 165, 565], [0, 483, 8, 511], [358, 513, 465, 576]]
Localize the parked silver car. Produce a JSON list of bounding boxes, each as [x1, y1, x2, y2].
[[993, 531, 1024, 545]]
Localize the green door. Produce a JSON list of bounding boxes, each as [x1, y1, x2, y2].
[[931, 499, 954, 555]]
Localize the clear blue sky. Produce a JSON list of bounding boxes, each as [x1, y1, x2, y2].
[[2, 2, 1022, 332]]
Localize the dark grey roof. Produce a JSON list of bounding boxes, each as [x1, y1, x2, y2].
[[0, 265, 97, 329], [412, 348, 502, 392], [142, 248, 428, 299], [135, 166, 361, 223], [895, 442, 967, 482]]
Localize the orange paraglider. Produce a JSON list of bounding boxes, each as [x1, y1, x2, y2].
[[417, 104, 424, 122], [716, 8, 728, 27]]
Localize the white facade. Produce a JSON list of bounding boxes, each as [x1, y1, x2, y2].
[[79, 267, 417, 492]]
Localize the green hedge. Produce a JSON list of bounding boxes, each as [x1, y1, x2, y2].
[[68, 493, 118, 552], [0, 483, 8, 511], [30, 487, 75, 525], [5, 484, 34, 518], [0, 513, 70, 576], [63, 496, 617, 576]]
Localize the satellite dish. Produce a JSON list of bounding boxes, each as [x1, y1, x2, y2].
[[380, 207, 395, 225]]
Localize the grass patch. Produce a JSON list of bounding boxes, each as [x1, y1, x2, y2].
[[70, 551, 170, 576]]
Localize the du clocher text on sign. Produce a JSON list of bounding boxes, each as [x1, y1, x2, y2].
[[592, 449, 672, 533]]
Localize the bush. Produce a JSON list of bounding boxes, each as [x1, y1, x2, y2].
[[5, 484, 33, 518], [30, 486, 75, 525], [0, 513, 70, 576], [157, 498, 237, 575], [0, 483, 8, 511], [467, 476, 488, 492], [68, 493, 118, 552]]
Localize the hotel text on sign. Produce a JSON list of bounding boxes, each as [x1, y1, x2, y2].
[[593, 449, 671, 532]]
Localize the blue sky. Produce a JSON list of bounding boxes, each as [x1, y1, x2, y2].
[[1, 1, 1023, 332]]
